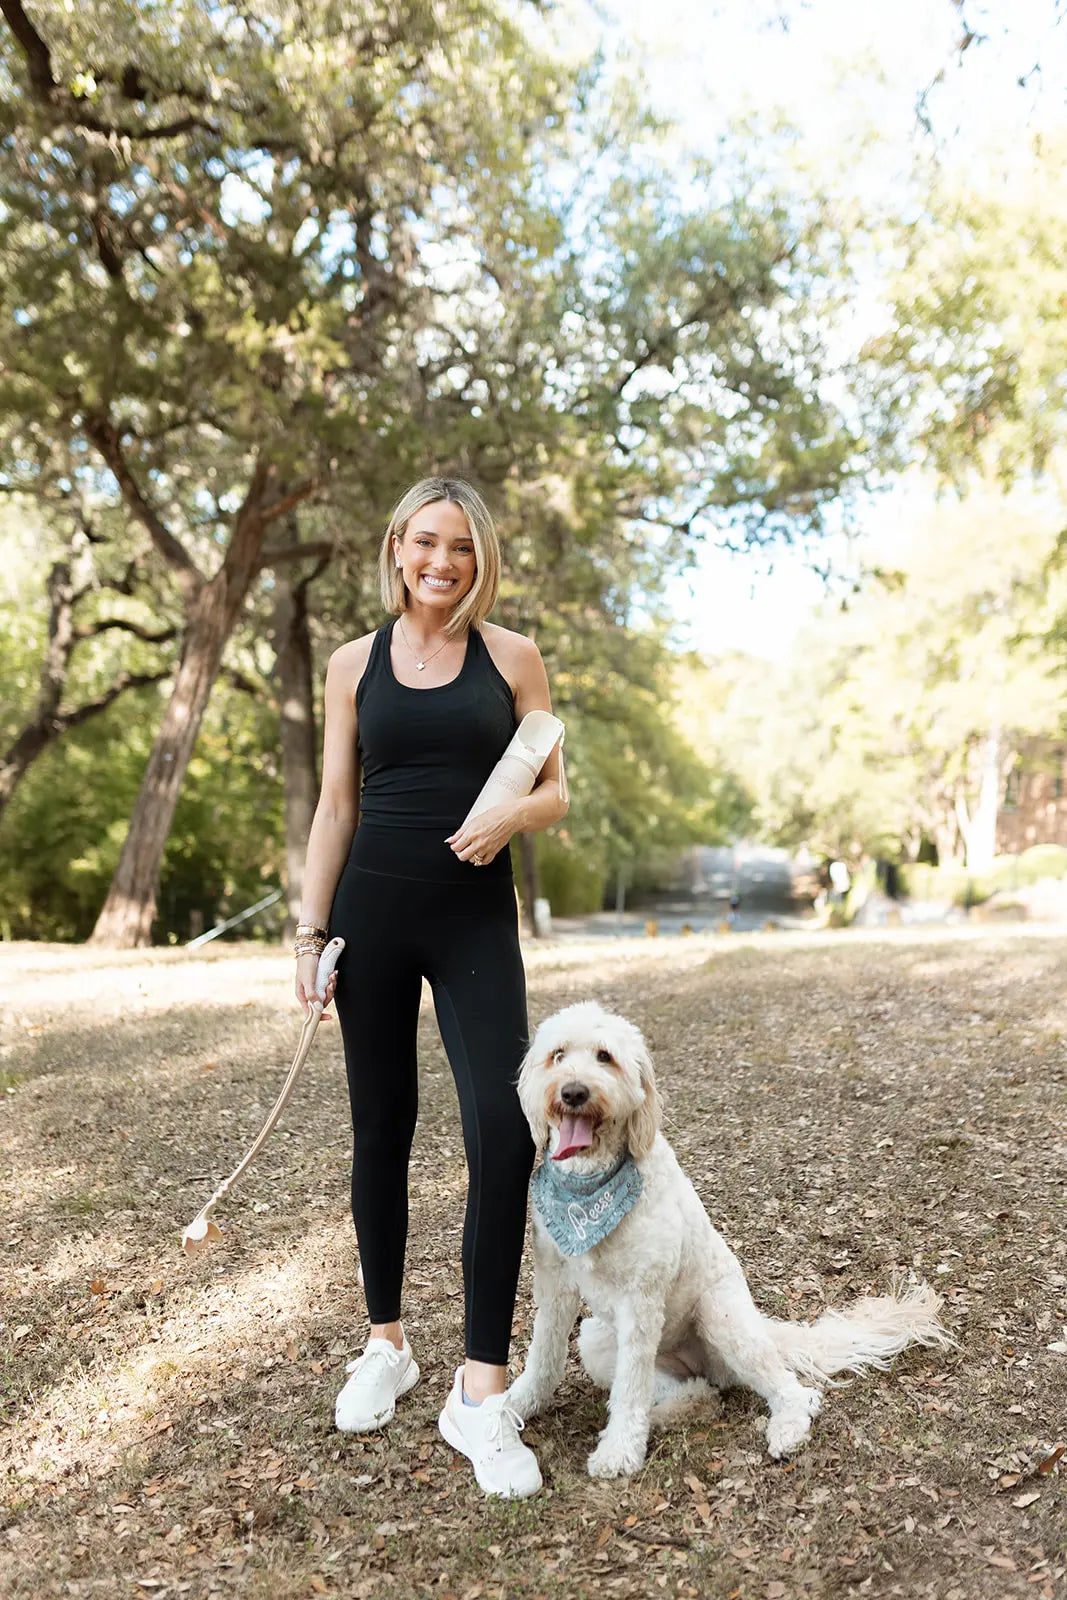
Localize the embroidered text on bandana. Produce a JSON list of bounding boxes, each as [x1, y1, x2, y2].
[[531, 1152, 643, 1256]]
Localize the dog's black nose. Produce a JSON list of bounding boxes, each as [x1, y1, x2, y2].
[[560, 1081, 589, 1109]]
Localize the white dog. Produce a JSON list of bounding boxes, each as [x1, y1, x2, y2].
[[508, 1002, 950, 1480]]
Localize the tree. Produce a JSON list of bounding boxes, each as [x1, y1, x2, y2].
[[0, 498, 175, 817], [0, 0, 568, 944], [717, 485, 1067, 870], [864, 139, 1067, 481]]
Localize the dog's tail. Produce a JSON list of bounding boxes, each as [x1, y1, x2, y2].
[[767, 1279, 953, 1386]]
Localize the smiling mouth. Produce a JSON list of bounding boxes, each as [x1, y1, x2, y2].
[[421, 575, 457, 590]]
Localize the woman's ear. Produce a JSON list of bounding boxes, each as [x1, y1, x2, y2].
[[625, 1042, 662, 1161]]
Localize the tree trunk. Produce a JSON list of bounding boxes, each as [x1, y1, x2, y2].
[[518, 831, 539, 935], [89, 491, 270, 946], [0, 555, 75, 821], [963, 725, 1002, 876], [272, 570, 320, 942]]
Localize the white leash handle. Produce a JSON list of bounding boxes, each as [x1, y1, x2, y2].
[[180, 937, 345, 1254]]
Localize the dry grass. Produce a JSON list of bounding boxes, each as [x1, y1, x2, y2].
[[1, 926, 1065, 1600]]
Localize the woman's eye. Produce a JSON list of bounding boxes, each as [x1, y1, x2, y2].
[[596, 1049, 613, 1065]]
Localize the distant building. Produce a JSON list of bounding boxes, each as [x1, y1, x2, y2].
[[997, 739, 1067, 854]]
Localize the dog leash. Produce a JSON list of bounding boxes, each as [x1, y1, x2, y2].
[[181, 937, 345, 1255]]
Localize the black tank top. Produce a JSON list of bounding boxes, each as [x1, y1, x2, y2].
[[356, 620, 517, 836]]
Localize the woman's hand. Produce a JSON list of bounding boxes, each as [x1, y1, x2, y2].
[[295, 953, 337, 1018], [446, 802, 520, 868]]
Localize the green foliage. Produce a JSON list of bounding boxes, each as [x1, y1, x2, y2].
[[0, 2, 866, 937], [0, 680, 281, 942], [713, 484, 1067, 866], [865, 140, 1067, 481], [899, 844, 1067, 908]]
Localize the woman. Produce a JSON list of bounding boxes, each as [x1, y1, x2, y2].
[[294, 477, 567, 1499]]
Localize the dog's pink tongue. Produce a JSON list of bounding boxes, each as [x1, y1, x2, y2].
[[553, 1113, 594, 1161]]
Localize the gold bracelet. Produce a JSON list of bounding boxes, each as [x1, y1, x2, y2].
[[295, 940, 326, 960], [296, 921, 328, 938]]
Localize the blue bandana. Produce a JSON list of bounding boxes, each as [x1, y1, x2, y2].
[[531, 1151, 643, 1256]]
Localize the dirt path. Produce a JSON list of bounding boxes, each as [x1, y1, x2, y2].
[[1, 928, 1064, 1599]]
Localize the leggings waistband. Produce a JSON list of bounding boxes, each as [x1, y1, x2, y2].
[[347, 822, 513, 885]]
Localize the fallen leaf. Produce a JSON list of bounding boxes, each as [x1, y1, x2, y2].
[[987, 1553, 1017, 1571], [90, 1279, 106, 1295], [12, 1325, 30, 1342], [684, 1473, 705, 1496], [596, 1526, 612, 1548], [1012, 1491, 1041, 1508], [1037, 1444, 1065, 1474]]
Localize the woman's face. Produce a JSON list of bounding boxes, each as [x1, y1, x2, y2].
[[394, 500, 477, 613]]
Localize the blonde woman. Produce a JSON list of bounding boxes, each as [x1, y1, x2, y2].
[[295, 478, 567, 1497]]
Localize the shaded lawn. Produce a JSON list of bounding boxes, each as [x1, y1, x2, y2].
[[1, 927, 1064, 1600]]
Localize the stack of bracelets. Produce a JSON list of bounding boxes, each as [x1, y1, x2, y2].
[[294, 921, 328, 960]]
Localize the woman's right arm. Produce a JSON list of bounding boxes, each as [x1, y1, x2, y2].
[[295, 642, 366, 1013]]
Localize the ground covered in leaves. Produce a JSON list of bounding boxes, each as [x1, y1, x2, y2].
[[1, 926, 1065, 1600]]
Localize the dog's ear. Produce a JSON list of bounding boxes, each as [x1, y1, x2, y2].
[[515, 1039, 551, 1156], [625, 1039, 662, 1161]]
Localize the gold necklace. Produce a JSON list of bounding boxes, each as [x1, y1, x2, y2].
[[399, 615, 452, 672]]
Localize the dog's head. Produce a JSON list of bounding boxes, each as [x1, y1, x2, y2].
[[517, 1002, 662, 1168]]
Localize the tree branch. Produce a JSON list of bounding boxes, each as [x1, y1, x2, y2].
[[56, 669, 171, 731], [74, 618, 179, 646], [259, 479, 322, 527], [83, 413, 204, 594], [257, 539, 335, 570], [0, 0, 56, 99]]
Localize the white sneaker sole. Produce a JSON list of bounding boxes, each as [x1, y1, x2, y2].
[[335, 1358, 420, 1433], [437, 1404, 543, 1498]]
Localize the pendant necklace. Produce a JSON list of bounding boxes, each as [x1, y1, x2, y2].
[[399, 615, 451, 672]]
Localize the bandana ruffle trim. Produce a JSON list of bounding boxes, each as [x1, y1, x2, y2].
[[531, 1151, 643, 1256]]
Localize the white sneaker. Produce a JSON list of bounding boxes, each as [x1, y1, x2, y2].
[[335, 1338, 420, 1432], [437, 1367, 543, 1497]]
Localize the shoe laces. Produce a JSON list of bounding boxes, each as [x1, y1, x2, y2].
[[483, 1398, 526, 1451], [345, 1343, 403, 1378]]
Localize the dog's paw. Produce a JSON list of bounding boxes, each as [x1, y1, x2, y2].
[[765, 1387, 821, 1460], [587, 1437, 647, 1479], [505, 1375, 546, 1421]]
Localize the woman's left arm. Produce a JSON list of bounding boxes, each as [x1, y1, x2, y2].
[[447, 634, 568, 866]]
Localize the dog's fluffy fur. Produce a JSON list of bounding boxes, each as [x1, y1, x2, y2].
[[508, 1001, 951, 1479]]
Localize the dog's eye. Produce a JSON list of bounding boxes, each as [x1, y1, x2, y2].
[[596, 1048, 614, 1066], [551, 1047, 566, 1065]]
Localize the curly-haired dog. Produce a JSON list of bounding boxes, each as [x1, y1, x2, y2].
[[507, 1001, 950, 1479]]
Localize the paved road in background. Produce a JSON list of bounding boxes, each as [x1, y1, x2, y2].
[[551, 844, 812, 939]]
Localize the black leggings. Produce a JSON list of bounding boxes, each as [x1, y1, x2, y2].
[[330, 827, 534, 1366]]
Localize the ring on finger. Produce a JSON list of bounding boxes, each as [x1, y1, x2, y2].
[[471, 853, 483, 866]]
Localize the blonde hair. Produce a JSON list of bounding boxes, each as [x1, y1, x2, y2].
[[378, 477, 500, 636]]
